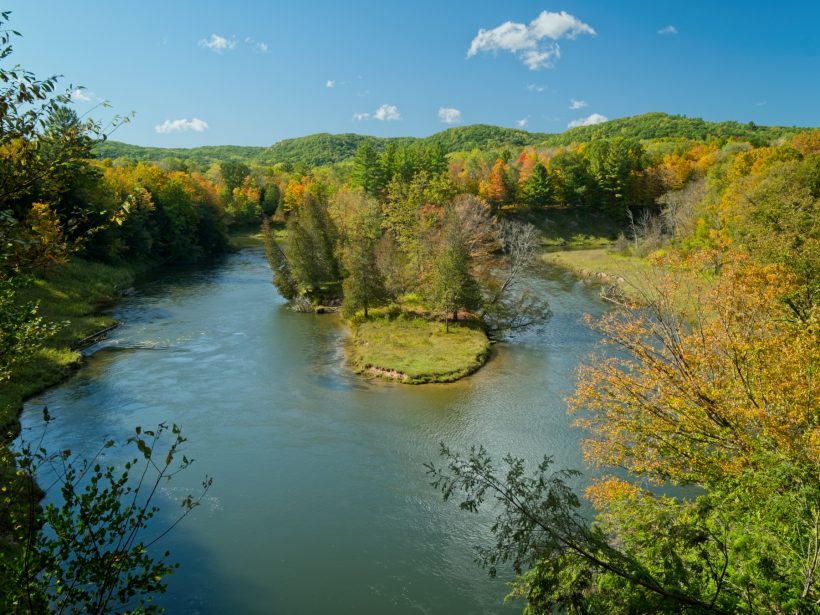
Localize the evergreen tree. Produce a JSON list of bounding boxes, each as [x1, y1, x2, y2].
[[350, 141, 384, 197], [521, 162, 554, 208], [341, 200, 388, 317], [425, 219, 481, 332]]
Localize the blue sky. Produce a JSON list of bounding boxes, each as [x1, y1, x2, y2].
[[6, 1, 818, 147]]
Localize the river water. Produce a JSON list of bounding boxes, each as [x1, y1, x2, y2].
[[21, 247, 606, 614]]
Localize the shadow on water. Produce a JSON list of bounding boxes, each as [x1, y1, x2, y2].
[[21, 247, 610, 614]]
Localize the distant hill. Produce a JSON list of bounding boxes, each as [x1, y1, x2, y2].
[[94, 113, 809, 167], [544, 112, 804, 146]]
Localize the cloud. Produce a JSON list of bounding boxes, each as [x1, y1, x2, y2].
[[243, 37, 269, 53], [326, 80, 336, 88], [71, 89, 92, 102], [438, 107, 462, 124], [569, 98, 588, 109], [516, 117, 529, 128], [526, 84, 546, 92], [658, 25, 678, 35], [374, 104, 401, 121], [468, 10, 595, 70], [155, 118, 209, 134], [567, 113, 608, 128], [198, 33, 237, 53], [354, 104, 402, 122], [755, 100, 768, 107]]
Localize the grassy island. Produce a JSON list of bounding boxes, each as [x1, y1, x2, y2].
[[348, 314, 490, 384]]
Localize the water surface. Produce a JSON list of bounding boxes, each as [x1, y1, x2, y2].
[[21, 247, 606, 614]]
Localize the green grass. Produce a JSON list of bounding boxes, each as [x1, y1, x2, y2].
[[542, 247, 715, 313], [1, 258, 143, 434], [348, 314, 491, 384], [543, 248, 656, 297]]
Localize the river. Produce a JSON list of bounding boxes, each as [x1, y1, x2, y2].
[[20, 247, 607, 614]]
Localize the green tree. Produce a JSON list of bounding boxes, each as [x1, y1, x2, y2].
[[521, 162, 554, 208], [341, 200, 388, 317], [350, 141, 384, 197], [425, 218, 481, 331], [283, 193, 340, 296]]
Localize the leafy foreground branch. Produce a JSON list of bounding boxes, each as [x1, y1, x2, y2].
[[426, 446, 736, 614], [1, 415, 211, 614]]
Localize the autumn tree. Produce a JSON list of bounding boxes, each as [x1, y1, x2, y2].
[[430, 255, 820, 613], [480, 158, 512, 206]]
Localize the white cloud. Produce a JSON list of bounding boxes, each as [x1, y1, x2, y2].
[[374, 104, 401, 121], [71, 89, 92, 102], [569, 98, 588, 109], [755, 101, 768, 107], [155, 118, 209, 134], [526, 84, 546, 92], [658, 25, 678, 35], [567, 113, 608, 128], [243, 37, 269, 53], [438, 107, 462, 124], [198, 33, 237, 53], [468, 10, 595, 70], [354, 104, 402, 122], [326, 80, 336, 88], [516, 117, 529, 128]]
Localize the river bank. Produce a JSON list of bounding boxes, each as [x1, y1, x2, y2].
[[0, 234, 257, 564]]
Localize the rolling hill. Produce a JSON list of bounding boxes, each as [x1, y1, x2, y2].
[[94, 113, 808, 168]]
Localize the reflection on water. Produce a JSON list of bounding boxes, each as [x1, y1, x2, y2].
[[21, 248, 606, 614]]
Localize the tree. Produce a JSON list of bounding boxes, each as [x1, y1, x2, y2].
[[425, 217, 481, 331], [480, 158, 512, 205], [341, 200, 388, 318], [521, 162, 554, 208], [261, 217, 298, 300], [350, 141, 384, 197], [550, 150, 592, 208], [480, 221, 550, 335], [1, 418, 211, 614], [429, 256, 820, 613], [283, 193, 340, 296]]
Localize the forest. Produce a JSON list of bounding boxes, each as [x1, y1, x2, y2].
[[1, 9, 819, 612]]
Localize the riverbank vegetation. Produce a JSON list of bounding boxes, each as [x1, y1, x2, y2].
[[2, 6, 819, 609], [430, 131, 820, 611]]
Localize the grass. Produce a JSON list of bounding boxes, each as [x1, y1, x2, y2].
[[1, 258, 144, 436], [542, 248, 656, 297], [348, 313, 491, 384], [542, 247, 716, 313]]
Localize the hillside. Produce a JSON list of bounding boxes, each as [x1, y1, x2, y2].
[[94, 112, 808, 167], [544, 112, 804, 146]]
